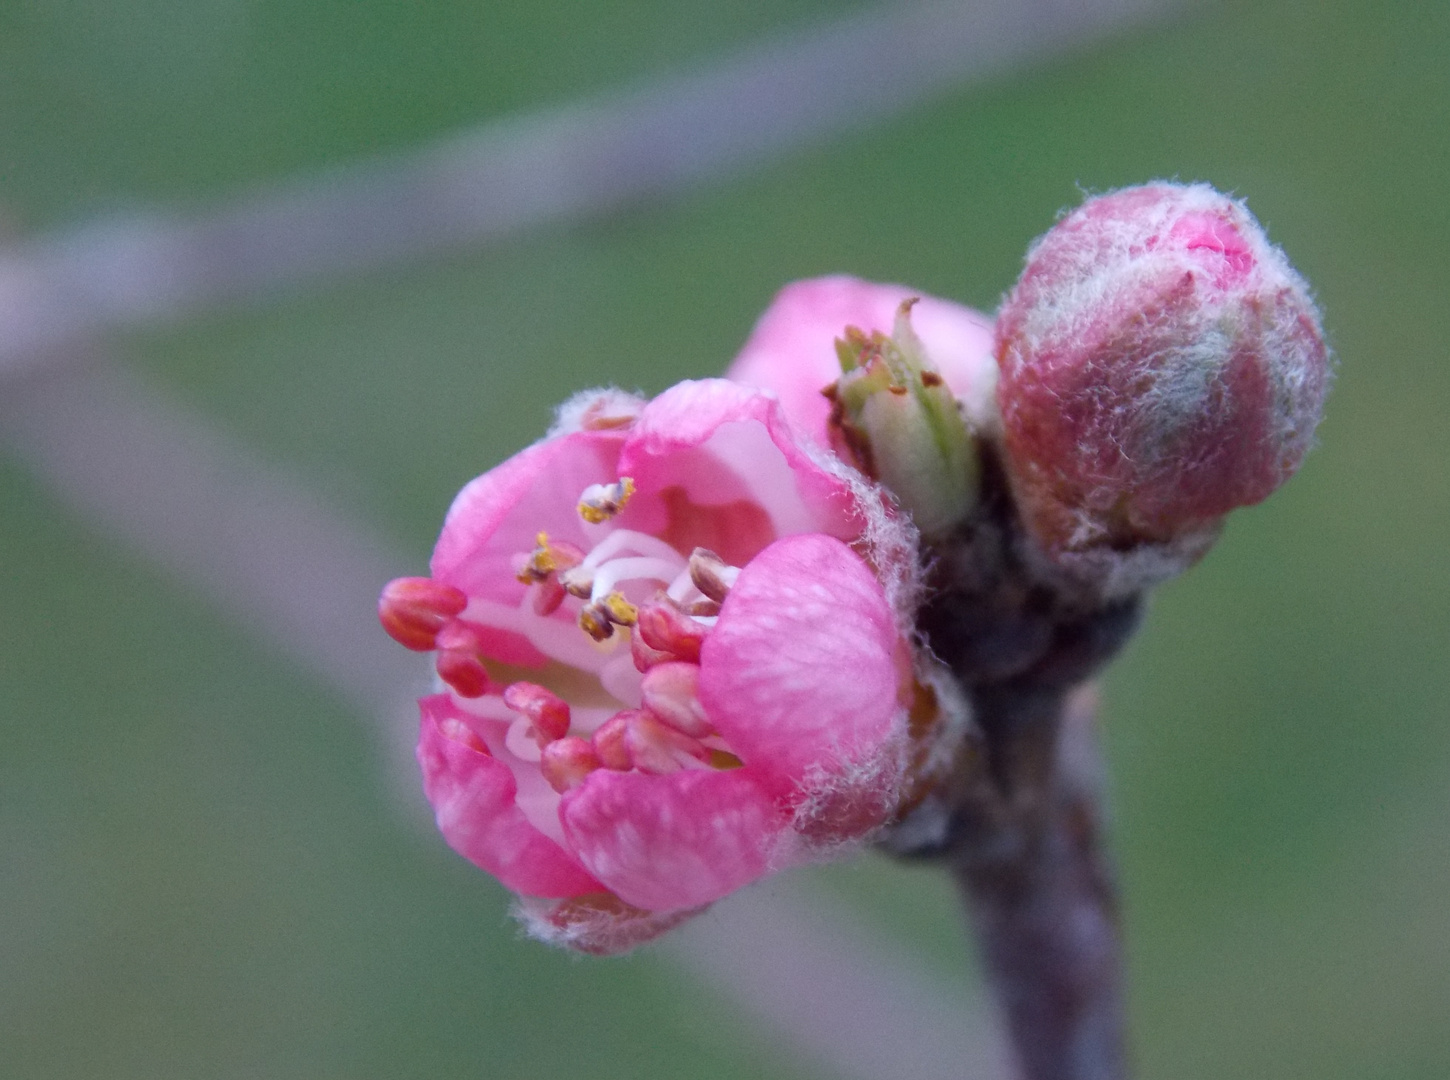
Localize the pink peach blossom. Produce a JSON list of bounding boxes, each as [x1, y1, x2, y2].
[[382, 379, 936, 953], [725, 275, 999, 445]]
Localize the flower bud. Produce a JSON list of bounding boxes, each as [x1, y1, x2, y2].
[[995, 182, 1330, 590]]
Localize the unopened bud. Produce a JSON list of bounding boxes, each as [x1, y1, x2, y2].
[[634, 595, 705, 663], [995, 182, 1331, 590], [540, 737, 602, 793], [434, 620, 494, 698], [827, 300, 978, 538], [502, 681, 572, 742], [378, 577, 467, 651]]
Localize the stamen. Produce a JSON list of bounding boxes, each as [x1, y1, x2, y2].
[[540, 737, 603, 793], [505, 717, 544, 762], [593, 709, 740, 775], [630, 629, 674, 673], [590, 557, 680, 601], [515, 531, 585, 584], [515, 533, 586, 615], [437, 715, 491, 756], [591, 712, 634, 770], [687, 548, 740, 603], [578, 528, 684, 571], [578, 602, 615, 642], [635, 595, 706, 663], [665, 565, 697, 602], [625, 713, 712, 775], [502, 682, 572, 742], [577, 477, 636, 524], [687, 599, 721, 617], [434, 620, 493, 697], [560, 565, 595, 598], [578, 591, 639, 641], [378, 577, 468, 651], [639, 661, 710, 736], [601, 592, 638, 627]]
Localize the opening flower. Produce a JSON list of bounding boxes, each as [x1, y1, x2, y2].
[[381, 379, 947, 953]]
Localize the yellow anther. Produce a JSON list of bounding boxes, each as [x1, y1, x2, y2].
[[577, 477, 636, 524], [516, 533, 557, 583], [602, 591, 638, 627], [578, 604, 615, 642], [560, 567, 594, 598]]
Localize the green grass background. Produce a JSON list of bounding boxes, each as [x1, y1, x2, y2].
[[2, 0, 1447, 1076]]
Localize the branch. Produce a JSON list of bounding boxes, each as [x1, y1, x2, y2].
[[885, 449, 1140, 1080]]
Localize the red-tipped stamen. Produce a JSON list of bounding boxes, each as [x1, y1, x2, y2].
[[625, 713, 712, 775], [434, 620, 493, 698], [630, 630, 674, 673], [540, 737, 602, 793], [592, 712, 635, 770], [635, 595, 706, 663], [640, 661, 710, 737], [437, 715, 491, 756], [502, 682, 572, 743], [378, 577, 468, 651]]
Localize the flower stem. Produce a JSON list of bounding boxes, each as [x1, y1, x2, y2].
[[951, 684, 1127, 1080], [886, 448, 1140, 1080]]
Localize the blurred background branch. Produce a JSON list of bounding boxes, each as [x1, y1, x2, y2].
[[0, 0, 1179, 374]]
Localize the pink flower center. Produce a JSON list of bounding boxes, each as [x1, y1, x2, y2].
[[381, 477, 751, 845]]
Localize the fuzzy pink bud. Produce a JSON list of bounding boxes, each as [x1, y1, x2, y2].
[[995, 182, 1330, 589]]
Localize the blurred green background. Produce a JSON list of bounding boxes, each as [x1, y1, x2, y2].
[[2, 0, 1447, 1077]]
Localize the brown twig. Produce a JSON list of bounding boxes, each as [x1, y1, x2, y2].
[[884, 448, 1141, 1080]]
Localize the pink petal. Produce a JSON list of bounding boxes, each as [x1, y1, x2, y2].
[[725, 276, 995, 447], [430, 430, 623, 600], [697, 533, 901, 799], [417, 695, 601, 898], [618, 379, 858, 552], [560, 768, 783, 911]]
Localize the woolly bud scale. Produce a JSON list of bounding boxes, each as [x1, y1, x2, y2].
[[994, 183, 1330, 587]]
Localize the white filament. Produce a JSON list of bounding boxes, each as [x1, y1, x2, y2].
[[505, 717, 544, 762], [579, 528, 684, 570], [590, 555, 683, 602]]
